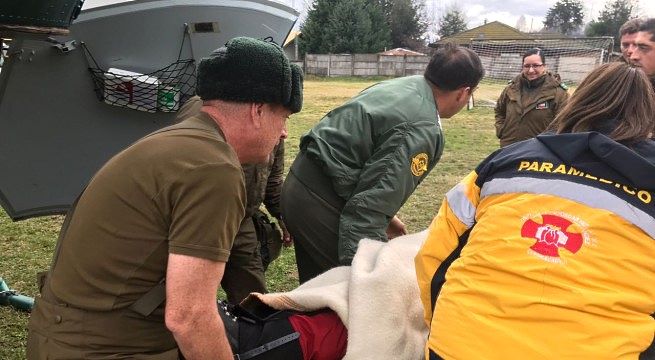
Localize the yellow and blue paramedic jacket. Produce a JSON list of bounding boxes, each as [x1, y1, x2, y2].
[[415, 132, 655, 359]]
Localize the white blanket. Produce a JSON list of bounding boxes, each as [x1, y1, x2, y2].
[[252, 230, 429, 360]]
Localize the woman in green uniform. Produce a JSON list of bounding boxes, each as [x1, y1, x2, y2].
[[494, 48, 569, 147]]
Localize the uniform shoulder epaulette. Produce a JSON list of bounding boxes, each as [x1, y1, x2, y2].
[[559, 83, 568, 90]]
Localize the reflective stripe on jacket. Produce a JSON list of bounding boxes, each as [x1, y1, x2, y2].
[[416, 133, 655, 359]]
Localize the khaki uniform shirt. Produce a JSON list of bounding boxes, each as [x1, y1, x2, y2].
[[27, 113, 245, 358], [176, 96, 284, 218]]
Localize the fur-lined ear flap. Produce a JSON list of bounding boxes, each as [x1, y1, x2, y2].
[[196, 37, 292, 105], [286, 64, 304, 113]]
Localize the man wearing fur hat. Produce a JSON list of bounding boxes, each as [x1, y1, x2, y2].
[[174, 82, 299, 304], [27, 37, 303, 360]]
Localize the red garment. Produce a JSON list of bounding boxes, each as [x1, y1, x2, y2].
[[288, 310, 348, 360]]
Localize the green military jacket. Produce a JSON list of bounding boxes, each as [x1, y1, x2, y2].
[[300, 75, 444, 263], [494, 72, 569, 147]]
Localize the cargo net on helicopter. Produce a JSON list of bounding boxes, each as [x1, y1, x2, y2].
[[82, 26, 196, 114]]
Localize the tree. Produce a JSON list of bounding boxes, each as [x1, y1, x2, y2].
[[299, 0, 391, 54], [438, 8, 467, 38], [325, 0, 390, 53], [543, 0, 584, 35], [585, 0, 633, 49], [371, 0, 428, 49], [365, 1, 393, 51], [298, 0, 332, 54], [516, 15, 528, 32]]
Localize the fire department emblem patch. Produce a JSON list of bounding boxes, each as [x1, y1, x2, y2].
[[521, 214, 585, 260], [411, 153, 429, 177]]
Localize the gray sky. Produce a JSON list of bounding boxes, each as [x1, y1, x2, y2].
[[428, 0, 655, 32], [284, 0, 655, 40], [83, 0, 655, 39]]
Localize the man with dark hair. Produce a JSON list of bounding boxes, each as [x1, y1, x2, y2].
[[26, 37, 303, 360], [631, 18, 655, 80], [619, 18, 643, 62], [281, 43, 485, 283]]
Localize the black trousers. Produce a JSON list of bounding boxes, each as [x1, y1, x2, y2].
[[281, 153, 344, 284], [218, 301, 303, 360]]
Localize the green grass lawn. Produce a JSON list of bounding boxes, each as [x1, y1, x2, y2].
[[0, 77, 499, 358]]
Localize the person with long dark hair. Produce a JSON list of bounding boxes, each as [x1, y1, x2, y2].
[[417, 62, 655, 359]]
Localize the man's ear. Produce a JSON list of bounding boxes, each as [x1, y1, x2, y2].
[[250, 103, 265, 128], [456, 87, 469, 102]]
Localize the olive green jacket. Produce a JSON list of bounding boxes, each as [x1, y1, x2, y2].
[[242, 141, 284, 218], [300, 75, 444, 263], [494, 73, 569, 147]]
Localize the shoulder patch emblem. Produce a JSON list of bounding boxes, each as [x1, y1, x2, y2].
[[535, 101, 549, 110], [559, 83, 568, 90], [411, 153, 429, 177]]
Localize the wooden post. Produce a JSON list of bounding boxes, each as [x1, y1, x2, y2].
[[327, 53, 331, 77], [402, 54, 407, 77], [294, 38, 299, 61], [377, 53, 380, 76]]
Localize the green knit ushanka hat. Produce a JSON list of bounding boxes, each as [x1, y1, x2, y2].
[[287, 63, 303, 113], [196, 36, 303, 113]]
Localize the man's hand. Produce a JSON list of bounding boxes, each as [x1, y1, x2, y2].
[[386, 215, 407, 239], [165, 254, 233, 360], [278, 219, 293, 247]]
